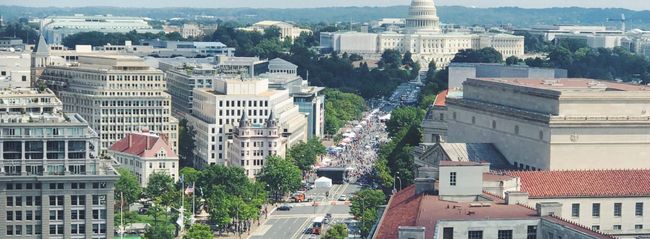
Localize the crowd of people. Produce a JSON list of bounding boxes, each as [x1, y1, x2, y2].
[[325, 109, 389, 185]]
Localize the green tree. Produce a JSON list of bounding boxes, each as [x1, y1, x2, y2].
[[258, 156, 302, 201], [548, 46, 573, 68], [378, 49, 402, 68], [115, 168, 142, 205], [178, 119, 196, 168], [144, 205, 175, 239], [183, 224, 213, 239], [350, 189, 386, 237], [505, 56, 521, 65], [452, 47, 503, 63], [144, 172, 177, 199], [385, 107, 424, 138], [402, 51, 414, 66], [322, 223, 349, 239], [287, 138, 326, 172], [179, 167, 200, 185]]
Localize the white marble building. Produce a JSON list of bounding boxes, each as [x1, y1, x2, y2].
[[320, 0, 524, 68]]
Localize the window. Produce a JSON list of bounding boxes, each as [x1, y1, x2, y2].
[[636, 202, 643, 216], [613, 225, 622, 230], [443, 227, 453, 239], [71, 195, 85, 206], [571, 203, 580, 217], [593, 225, 601, 231], [592, 203, 600, 217], [468, 230, 483, 239], [71, 224, 86, 234], [7, 196, 13, 206], [614, 203, 622, 217], [527, 225, 537, 239], [514, 125, 520, 135], [498, 230, 512, 239], [449, 172, 456, 186], [49, 210, 64, 220], [26, 211, 32, 220], [492, 120, 497, 129], [6, 225, 12, 235], [72, 210, 85, 220], [636, 225, 643, 230], [7, 211, 13, 220]]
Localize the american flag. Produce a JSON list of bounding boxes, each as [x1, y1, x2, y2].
[[185, 182, 195, 195]]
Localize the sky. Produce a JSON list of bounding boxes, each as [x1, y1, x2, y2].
[[0, 0, 649, 10]]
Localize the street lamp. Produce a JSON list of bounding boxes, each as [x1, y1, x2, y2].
[[396, 176, 402, 191]]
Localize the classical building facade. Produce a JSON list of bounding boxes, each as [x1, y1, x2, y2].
[[320, 0, 524, 68], [0, 88, 118, 238], [227, 112, 286, 178], [39, 55, 178, 153], [445, 78, 650, 170], [239, 21, 312, 41], [187, 77, 308, 168]]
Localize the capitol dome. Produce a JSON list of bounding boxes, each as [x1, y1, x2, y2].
[[406, 0, 441, 34]]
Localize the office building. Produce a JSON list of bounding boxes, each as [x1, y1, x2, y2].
[[320, 0, 524, 68], [187, 76, 308, 168], [40, 15, 160, 44], [443, 78, 650, 170], [0, 88, 118, 238], [262, 58, 325, 139], [447, 63, 568, 90], [156, 58, 217, 118], [108, 129, 179, 187], [39, 55, 178, 153], [0, 49, 30, 88]]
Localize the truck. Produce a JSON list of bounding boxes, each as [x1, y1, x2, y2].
[[291, 192, 306, 202]]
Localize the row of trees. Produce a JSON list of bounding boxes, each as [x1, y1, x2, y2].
[[323, 89, 367, 135]]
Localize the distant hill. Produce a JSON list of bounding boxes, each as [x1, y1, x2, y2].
[[3, 5, 650, 29]]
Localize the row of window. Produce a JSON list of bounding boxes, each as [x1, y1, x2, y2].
[[442, 226, 536, 239], [7, 196, 41, 207], [571, 202, 643, 217], [219, 100, 269, 108], [5, 223, 107, 236], [451, 112, 546, 141], [591, 224, 643, 231]]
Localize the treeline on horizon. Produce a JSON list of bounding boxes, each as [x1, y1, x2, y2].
[[3, 5, 650, 29]]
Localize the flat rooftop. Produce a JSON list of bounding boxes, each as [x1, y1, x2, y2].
[[474, 78, 650, 92]]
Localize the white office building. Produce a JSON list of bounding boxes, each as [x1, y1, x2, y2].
[[187, 76, 308, 168], [0, 50, 30, 88], [39, 55, 178, 154]]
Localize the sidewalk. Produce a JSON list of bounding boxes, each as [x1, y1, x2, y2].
[[210, 205, 277, 239]]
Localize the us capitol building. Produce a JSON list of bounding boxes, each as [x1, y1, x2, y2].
[[320, 0, 524, 68]]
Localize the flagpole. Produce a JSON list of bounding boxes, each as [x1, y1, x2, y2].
[[120, 192, 124, 239], [192, 181, 196, 224]]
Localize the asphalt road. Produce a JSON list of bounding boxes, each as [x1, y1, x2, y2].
[[249, 184, 361, 239]]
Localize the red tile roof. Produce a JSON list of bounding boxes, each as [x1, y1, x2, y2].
[[433, 90, 448, 106], [109, 132, 177, 158], [505, 170, 650, 198], [374, 185, 539, 239]]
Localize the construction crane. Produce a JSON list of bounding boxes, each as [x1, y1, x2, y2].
[[607, 13, 627, 33]]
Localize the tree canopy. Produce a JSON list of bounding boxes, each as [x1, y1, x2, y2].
[[257, 156, 302, 201], [350, 189, 386, 237], [183, 224, 213, 239], [323, 89, 366, 135], [115, 168, 142, 205], [287, 137, 327, 172], [178, 119, 196, 168], [322, 224, 349, 239], [451, 47, 503, 63]]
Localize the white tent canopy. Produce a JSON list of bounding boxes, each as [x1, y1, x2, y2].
[[314, 177, 333, 188]]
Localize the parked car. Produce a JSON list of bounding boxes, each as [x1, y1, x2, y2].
[[277, 204, 293, 211], [338, 195, 348, 201], [324, 213, 332, 224]]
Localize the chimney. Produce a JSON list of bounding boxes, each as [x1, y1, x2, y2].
[[128, 133, 132, 148], [415, 178, 436, 195], [536, 202, 563, 217], [505, 191, 529, 205]]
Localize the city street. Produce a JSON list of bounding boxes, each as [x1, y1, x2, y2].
[[249, 184, 361, 239]]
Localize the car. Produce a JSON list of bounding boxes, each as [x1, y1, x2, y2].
[[277, 204, 293, 211], [324, 213, 333, 224], [338, 195, 348, 201]]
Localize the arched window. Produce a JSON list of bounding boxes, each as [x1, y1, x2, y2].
[[492, 120, 497, 129], [514, 125, 520, 135], [471, 116, 476, 125]]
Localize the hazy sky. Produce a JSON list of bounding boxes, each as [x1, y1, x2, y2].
[[0, 0, 649, 10]]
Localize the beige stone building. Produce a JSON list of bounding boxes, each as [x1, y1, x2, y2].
[[227, 112, 286, 178], [39, 55, 178, 153], [442, 78, 650, 170]]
